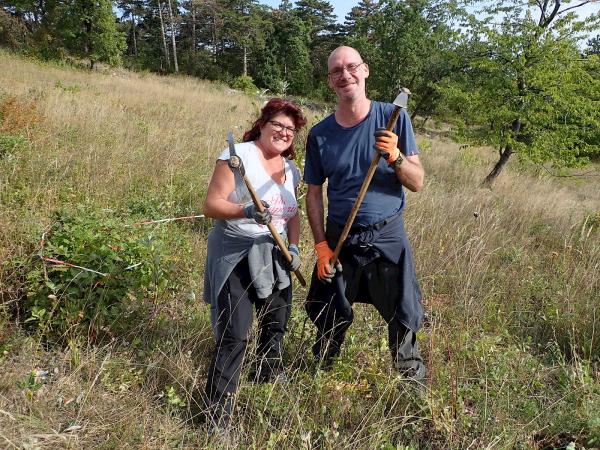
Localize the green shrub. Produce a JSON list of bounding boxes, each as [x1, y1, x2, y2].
[[230, 75, 258, 94], [0, 132, 26, 158], [585, 210, 600, 232], [273, 79, 289, 96], [20, 205, 172, 343], [0, 11, 29, 50]]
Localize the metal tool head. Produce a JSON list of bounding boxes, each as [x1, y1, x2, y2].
[[227, 131, 245, 175], [392, 87, 411, 109], [228, 155, 242, 170], [227, 131, 236, 155]]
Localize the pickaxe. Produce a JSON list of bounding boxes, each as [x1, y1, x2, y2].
[[227, 131, 307, 287], [330, 88, 411, 267]]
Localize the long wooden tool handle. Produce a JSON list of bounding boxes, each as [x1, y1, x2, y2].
[[243, 174, 307, 287], [331, 106, 402, 265]]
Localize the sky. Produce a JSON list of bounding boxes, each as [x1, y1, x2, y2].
[[260, 1, 599, 25], [260, 0, 599, 39], [261, 0, 354, 23]]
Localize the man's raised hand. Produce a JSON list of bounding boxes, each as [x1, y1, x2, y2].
[[374, 128, 400, 163]]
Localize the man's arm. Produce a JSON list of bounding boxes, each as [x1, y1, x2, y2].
[[306, 183, 338, 281], [394, 154, 424, 192], [374, 128, 425, 192], [306, 183, 326, 243]]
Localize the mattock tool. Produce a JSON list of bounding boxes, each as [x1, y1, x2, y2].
[[330, 88, 411, 267], [227, 131, 307, 287]]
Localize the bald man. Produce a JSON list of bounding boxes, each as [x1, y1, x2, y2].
[[303, 46, 426, 380]]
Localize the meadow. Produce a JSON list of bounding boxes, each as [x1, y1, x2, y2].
[[1, 49, 599, 449]]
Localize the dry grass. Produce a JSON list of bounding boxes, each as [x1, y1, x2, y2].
[[1, 49, 599, 448], [1, 52, 258, 209]]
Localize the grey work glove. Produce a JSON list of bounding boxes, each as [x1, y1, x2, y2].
[[243, 200, 271, 225], [283, 244, 301, 272]]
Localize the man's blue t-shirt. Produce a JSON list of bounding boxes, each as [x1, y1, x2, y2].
[[304, 101, 419, 227]]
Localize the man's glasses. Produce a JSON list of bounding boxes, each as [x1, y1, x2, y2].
[[268, 120, 298, 135], [328, 62, 365, 79]]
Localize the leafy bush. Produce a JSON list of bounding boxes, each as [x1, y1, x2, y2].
[[230, 75, 258, 94], [0, 11, 29, 50], [586, 210, 600, 232], [20, 205, 173, 342], [0, 132, 26, 158], [273, 79, 289, 96]]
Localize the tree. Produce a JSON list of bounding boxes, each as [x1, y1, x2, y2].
[[343, 0, 380, 38], [55, 0, 126, 68], [277, 0, 292, 12], [294, 0, 342, 92], [0, 8, 30, 49], [0, 0, 53, 31], [248, 3, 281, 91], [442, 0, 600, 185], [270, 7, 312, 94], [587, 35, 600, 56], [218, 0, 271, 77], [154, 0, 170, 69], [294, 0, 337, 40], [117, 0, 146, 56], [164, 0, 179, 72], [1, 0, 63, 57], [344, 0, 464, 122], [363, 0, 429, 95]]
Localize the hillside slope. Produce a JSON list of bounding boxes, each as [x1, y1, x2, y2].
[[1, 50, 599, 449]]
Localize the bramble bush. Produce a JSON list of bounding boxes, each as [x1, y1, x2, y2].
[[230, 75, 258, 94], [0, 132, 26, 158], [20, 205, 173, 343]]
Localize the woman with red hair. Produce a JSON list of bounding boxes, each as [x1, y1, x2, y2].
[[201, 98, 307, 430]]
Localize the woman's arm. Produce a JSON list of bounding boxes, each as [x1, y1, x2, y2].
[[203, 160, 246, 219], [286, 185, 301, 245], [287, 212, 300, 246]]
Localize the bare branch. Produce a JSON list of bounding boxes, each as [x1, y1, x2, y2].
[[540, 0, 561, 27], [557, 0, 596, 17], [535, 0, 544, 13], [539, 164, 600, 178], [536, 0, 546, 25]]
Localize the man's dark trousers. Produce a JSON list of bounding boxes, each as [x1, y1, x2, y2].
[[305, 257, 424, 374]]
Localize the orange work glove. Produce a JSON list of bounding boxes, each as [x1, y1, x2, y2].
[[315, 241, 336, 282], [374, 128, 400, 163]]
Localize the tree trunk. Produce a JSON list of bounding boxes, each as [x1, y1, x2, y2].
[[158, 1, 171, 69], [243, 44, 248, 77], [482, 117, 522, 186], [167, 0, 179, 73], [84, 16, 94, 69], [191, 4, 196, 53], [211, 16, 217, 63], [482, 145, 513, 186], [131, 15, 137, 55]]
